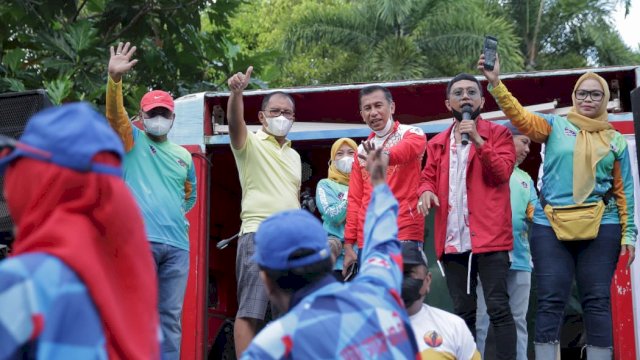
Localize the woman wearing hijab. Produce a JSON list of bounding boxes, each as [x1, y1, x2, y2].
[[478, 55, 636, 360], [315, 138, 358, 281], [0, 103, 160, 359]]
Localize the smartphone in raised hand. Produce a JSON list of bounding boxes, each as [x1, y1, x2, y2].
[[483, 36, 498, 71], [343, 261, 358, 282]]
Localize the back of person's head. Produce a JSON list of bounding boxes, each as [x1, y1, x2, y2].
[[359, 85, 393, 108], [0, 102, 124, 177], [0, 102, 160, 358], [0, 102, 130, 243], [446, 73, 483, 99], [260, 248, 333, 292], [261, 91, 296, 111], [254, 209, 332, 294]]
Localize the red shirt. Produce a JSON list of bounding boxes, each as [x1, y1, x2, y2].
[[417, 118, 515, 259], [345, 121, 427, 247]]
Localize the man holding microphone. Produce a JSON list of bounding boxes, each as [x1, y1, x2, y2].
[[417, 73, 517, 360]]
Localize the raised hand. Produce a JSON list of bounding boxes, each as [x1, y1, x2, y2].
[[366, 148, 388, 187], [108, 42, 138, 83], [228, 66, 253, 94], [477, 53, 501, 88], [357, 140, 375, 161]]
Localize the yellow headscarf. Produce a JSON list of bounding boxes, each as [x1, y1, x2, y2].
[[566, 72, 616, 204], [328, 137, 358, 185]]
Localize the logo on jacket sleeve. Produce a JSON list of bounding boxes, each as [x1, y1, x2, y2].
[[408, 127, 424, 136], [564, 127, 577, 137], [177, 159, 188, 168], [610, 142, 619, 152], [366, 257, 391, 269]]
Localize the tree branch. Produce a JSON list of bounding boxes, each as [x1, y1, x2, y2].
[[106, 0, 200, 43], [527, 0, 545, 70], [107, 3, 153, 43], [159, 0, 200, 12], [72, 0, 89, 22]]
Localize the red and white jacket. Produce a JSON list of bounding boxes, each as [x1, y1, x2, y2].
[[417, 118, 515, 259], [345, 121, 427, 248]]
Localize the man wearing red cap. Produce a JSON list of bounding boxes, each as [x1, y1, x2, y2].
[[105, 42, 197, 360]]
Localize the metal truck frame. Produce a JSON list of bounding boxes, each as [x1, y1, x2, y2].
[[172, 65, 640, 359]]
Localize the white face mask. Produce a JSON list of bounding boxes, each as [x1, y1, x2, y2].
[[373, 117, 393, 137], [144, 115, 173, 136], [335, 156, 354, 174], [266, 115, 294, 137]]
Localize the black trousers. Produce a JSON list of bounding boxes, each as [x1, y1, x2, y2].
[[442, 251, 516, 360]]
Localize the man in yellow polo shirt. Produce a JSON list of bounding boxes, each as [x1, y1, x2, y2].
[[227, 66, 301, 357]]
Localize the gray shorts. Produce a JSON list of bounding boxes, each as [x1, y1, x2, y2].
[[236, 232, 270, 320]]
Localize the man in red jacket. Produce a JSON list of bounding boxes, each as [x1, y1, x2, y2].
[[343, 85, 427, 277], [417, 73, 516, 360]]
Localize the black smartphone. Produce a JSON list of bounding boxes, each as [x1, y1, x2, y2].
[[343, 261, 358, 282], [483, 35, 498, 71]]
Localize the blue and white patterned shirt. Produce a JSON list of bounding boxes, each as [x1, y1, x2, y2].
[[242, 184, 419, 359], [0, 253, 107, 359]]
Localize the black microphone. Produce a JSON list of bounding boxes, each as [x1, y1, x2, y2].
[[460, 105, 473, 145]]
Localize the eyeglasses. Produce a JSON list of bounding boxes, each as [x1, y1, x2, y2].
[[449, 88, 481, 100], [262, 108, 295, 119], [575, 89, 604, 101]]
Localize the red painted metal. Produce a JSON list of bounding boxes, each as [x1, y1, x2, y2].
[[179, 66, 639, 359], [612, 252, 636, 360], [611, 119, 637, 360], [180, 145, 209, 360]]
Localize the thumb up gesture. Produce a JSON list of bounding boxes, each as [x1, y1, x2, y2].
[[228, 66, 253, 94]]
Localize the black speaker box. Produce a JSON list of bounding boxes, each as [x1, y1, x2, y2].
[[0, 90, 52, 238]]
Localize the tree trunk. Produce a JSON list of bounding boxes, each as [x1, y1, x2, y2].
[[526, 0, 545, 70]]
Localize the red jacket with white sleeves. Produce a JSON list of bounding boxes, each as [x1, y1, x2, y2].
[[345, 121, 427, 248]]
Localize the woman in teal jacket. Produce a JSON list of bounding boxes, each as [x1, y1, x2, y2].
[[316, 138, 358, 280], [479, 54, 636, 360]]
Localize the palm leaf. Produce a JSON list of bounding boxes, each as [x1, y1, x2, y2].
[[370, 36, 427, 81], [413, 0, 524, 75]]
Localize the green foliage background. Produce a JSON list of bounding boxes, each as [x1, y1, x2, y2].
[[1, 0, 638, 112]]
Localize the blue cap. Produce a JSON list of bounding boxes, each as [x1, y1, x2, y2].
[[0, 102, 124, 176], [254, 210, 331, 270]]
